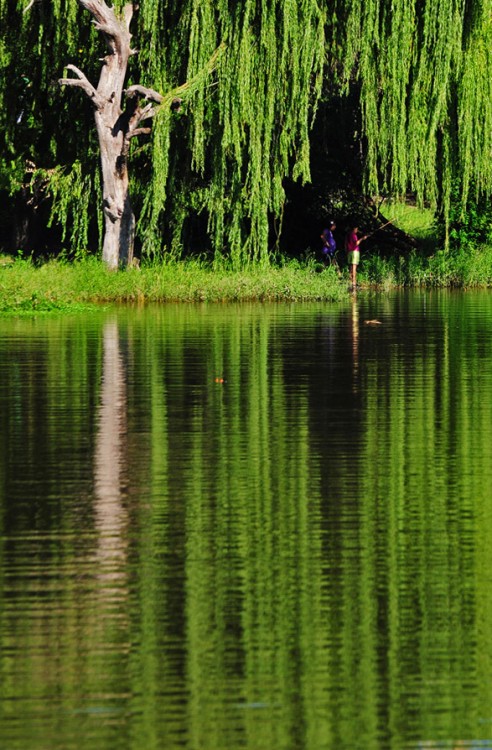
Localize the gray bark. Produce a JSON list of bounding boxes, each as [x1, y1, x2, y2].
[[59, 1, 162, 269]]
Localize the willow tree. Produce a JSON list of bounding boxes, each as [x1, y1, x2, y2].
[[135, 0, 326, 266], [3, 0, 327, 266], [331, 0, 492, 235], [59, 0, 221, 269], [59, 1, 141, 267], [2, 0, 492, 262]]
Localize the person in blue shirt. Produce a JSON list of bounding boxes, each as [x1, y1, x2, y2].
[[320, 220, 337, 266]]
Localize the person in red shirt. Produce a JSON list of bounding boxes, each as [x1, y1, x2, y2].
[[345, 225, 367, 290]]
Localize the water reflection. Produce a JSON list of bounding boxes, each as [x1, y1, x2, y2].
[[94, 318, 129, 589], [351, 294, 359, 389], [0, 294, 491, 750]]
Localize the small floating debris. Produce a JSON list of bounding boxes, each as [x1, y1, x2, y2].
[[364, 319, 382, 325]]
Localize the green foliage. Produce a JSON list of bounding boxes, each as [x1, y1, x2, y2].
[[445, 182, 492, 250], [334, 0, 492, 213], [360, 253, 400, 289], [146, 0, 325, 267], [2, 0, 492, 264], [0, 255, 346, 313], [0, 0, 327, 265], [359, 244, 492, 288], [4, 241, 492, 315], [42, 161, 98, 256]]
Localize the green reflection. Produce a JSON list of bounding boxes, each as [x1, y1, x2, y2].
[[0, 294, 491, 750]]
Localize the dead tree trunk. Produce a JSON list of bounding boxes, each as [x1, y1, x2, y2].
[[59, 1, 163, 269]]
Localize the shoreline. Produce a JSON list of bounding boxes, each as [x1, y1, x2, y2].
[[1, 251, 491, 314]]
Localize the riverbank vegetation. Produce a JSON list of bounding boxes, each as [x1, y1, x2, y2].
[[2, 0, 492, 269], [0, 256, 346, 313], [2, 237, 492, 314]]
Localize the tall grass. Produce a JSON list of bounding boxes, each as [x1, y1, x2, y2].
[[363, 201, 492, 288], [0, 255, 346, 313], [2, 209, 492, 314], [360, 245, 492, 289]]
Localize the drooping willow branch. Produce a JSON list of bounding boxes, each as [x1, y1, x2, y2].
[[12, 0, 492, 265], [57, 0, 225, 267]]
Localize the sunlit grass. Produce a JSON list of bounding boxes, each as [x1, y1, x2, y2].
[[383, 199, 438, 252], [359, 243, 492, 289], [384, 200, 435, 233], [359, 199, 492, 288], [2, 214, 492, 315], [0, 255, 346, 313]]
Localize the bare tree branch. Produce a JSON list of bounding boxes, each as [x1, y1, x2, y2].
[[121, 104, 156, 149], [79, 0, 114, 27], [125, 85, 164, 104], [123, 3, 133, 29], [92, 21, 115, 36], [128, 127, 152, 139], [78, 0, 132, 58], [59, 64, 104, 108], [134, 102, 156, 123]]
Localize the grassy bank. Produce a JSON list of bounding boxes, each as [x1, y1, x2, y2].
[[0, 256, 347, 313], [359, 244, 492, 290], [360, 201, 492, 289], [2, 222, 492, 314]]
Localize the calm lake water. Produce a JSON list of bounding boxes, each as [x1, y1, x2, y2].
[[1, 291, 492, 750]]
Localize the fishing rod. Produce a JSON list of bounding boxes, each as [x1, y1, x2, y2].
[[361, 218, 396, 241]]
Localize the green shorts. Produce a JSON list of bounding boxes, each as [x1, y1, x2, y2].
[[347, 250, 360, 265]]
